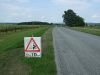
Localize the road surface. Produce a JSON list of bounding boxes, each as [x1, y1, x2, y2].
[[53, 27, 100, 75]]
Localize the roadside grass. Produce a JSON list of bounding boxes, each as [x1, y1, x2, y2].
[[70, 27, 100, 36], [0, 48, 31, 75], [0, 26, 56, 75], [21, 28, 56, 75], [0, 26, 49, 75]]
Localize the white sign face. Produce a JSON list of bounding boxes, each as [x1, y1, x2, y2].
[[24, 37, 41, 57]]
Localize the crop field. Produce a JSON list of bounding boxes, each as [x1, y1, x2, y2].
[[0, 24, 40, 34], [0, 25, 56, 75]]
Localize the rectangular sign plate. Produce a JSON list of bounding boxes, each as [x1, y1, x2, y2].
[[24, 37, 41, 57]]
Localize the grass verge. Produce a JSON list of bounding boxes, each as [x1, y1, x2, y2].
[[21, 28, 56, 75], [0, 27, 56, 75], [70, 27, 100, 36]]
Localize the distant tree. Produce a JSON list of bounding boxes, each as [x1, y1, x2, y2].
[[62, 9, 85, 27]]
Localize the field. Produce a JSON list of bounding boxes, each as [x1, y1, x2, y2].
[[0, 24, 41, 34], [70, 26, 100, 36], [0, 25, 56, 75]]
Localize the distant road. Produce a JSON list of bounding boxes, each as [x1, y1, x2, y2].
[[53, 27, 100, 75]]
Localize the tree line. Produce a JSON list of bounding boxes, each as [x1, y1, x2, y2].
[[18, 21, 53, 25]]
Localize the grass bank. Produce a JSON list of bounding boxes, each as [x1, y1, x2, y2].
[[70, 27, 100, 36], [0, 27, 56, 75], [21, 28, 56, 75]]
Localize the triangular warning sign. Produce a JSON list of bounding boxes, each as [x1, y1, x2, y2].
[[24, 36, 40, 52]]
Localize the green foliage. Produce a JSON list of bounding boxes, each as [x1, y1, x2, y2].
[[62, 9, 85, 27]]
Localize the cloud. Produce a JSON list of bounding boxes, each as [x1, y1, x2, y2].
[[91, 14, 100, 23], [0, 0, 31, 3], [52, 0, 90, 5], [52, 0, 100, 22], [52, 0, 100, 11], [14, 0, 31, 3], [52, 0, 91, 13], [93, 0, 100, 3], [0, 0, 35, 22], [92, 14, 100, 18], [0, 0, 100, 23], [52, 0, 100, 5]]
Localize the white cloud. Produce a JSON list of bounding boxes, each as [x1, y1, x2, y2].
[[92, 15, 100, 18], [52, 0, 100, 4], [15, 0, 31, 3], [52, 0, 100, 22], [93, 0, 100, 3], [0, 0, 100, 23], [0, 1, 35, 22], [52, 0, 90, 5], [52, 0, 91, 12], [0, 0, 31, 3]]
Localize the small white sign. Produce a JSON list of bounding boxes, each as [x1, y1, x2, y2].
[[24, 37, 41, 57]]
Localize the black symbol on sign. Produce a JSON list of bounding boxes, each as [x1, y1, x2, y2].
[[33, 44, 36, 49], [32, 53, 37, 56], [34, 53, 37, 56]]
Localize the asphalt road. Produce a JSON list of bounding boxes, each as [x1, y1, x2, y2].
[[53, 27, 100, 75]]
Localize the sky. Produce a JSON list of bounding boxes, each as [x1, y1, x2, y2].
[[0, 0, 100, 23]]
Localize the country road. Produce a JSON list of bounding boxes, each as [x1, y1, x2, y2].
[[53, 27, 100, 75]]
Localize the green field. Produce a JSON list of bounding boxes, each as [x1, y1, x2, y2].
[[0, 25, 56, 75], [71, 26, 100, 36]]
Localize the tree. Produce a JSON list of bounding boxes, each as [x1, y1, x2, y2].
[[62, 9, 85, 27]]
